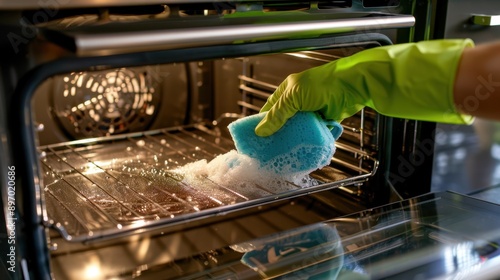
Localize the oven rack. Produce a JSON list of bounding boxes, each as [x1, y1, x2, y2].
[[39, 123, 378, 243]]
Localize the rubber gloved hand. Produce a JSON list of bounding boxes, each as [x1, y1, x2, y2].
[[255, 39, 475, 137]]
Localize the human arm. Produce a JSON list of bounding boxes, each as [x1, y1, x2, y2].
[[453, 41, 500, 120], [255, 39, 478, 137]]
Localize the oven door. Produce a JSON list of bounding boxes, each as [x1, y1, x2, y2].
[[160, 191, 500, 280]]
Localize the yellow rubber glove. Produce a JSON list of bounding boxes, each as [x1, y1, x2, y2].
[[255, 39, 475, 137]]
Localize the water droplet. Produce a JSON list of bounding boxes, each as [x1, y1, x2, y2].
[[136, 140, 146, 147], [126, 147, 132, 151], [160, 139, 166, 145]]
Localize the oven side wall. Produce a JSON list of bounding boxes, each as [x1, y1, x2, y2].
[[0, 11, 52, 280]]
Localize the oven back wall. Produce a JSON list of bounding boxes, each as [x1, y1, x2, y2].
[[33, 64, 190, 146]]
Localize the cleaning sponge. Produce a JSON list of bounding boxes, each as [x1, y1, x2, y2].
[[228, 111, 342, 179]]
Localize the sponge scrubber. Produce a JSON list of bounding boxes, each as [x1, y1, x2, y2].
[[228, 111, 343, 179]]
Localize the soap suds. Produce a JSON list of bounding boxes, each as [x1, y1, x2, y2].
[[173, 149, 321, 197]]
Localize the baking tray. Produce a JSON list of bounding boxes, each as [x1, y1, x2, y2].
[[40, 123, 378, 243]]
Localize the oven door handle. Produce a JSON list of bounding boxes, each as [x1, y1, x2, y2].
[[471, 14, 500, 26], [40, 14, 415, 56]]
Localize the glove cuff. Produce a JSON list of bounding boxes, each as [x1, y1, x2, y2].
[[344, 39, 475, 124]]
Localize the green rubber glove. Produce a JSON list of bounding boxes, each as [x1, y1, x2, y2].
[[255, 39, 475, 137]]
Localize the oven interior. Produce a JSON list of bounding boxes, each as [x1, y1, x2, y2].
[[28, 37, 399, 279], [33, 43, 388, 243]]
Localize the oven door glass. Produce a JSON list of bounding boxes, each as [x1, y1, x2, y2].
[[219, 191, 500, 279]]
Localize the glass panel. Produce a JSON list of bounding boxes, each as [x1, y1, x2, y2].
[[432, 119, 500, 203]]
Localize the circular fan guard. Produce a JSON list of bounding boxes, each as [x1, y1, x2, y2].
[[52, 67, 161, 139]]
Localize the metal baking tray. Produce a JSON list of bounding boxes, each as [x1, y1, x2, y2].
[[40, 123, 378, 243]]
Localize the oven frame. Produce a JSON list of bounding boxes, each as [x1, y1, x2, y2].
[[0, 1, 441, 278]]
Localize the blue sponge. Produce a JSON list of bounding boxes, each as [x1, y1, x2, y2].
[[228, 111, 343, 178]]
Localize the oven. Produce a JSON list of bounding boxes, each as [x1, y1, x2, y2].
[[1, 1, 500, 279]]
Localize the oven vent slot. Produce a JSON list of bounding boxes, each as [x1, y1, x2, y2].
[[40, 124, 377, 243]]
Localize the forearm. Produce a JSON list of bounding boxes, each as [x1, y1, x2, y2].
[[454, 41, 500, 121]]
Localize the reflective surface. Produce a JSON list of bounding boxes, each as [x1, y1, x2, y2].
[[41, 14, 414, 56], [233, 191, 500, 279], [432, 119, 500, 204], [56, 191, 500, 279]]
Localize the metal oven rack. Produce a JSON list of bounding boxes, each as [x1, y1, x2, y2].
[[40, 123, 378, 243]]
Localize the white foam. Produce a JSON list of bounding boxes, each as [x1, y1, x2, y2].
[[174, 150, 320, 196]]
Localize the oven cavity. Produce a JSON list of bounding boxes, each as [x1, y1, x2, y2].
[[34, 51, 379, 243]]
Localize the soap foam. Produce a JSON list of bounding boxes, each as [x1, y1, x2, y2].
[[262, 142, 335, 177], [174, 150, 320, 197], [173, 112, 342, 197]]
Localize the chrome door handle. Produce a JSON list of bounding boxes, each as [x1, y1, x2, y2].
[[41, 14, 415, 56], [471, 14, 500, 26]]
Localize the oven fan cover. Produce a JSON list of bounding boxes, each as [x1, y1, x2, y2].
[[51, 67, 161, 138]]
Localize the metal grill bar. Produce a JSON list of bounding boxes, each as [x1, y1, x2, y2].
[[239, 84, 272, 100], [122, 137, 229, 208], [237, 100, 261, 112], [68, 144, 179, 217], [45, 189, 92, 233], [110, 144, 191, 202], [238, 75, 277, 91], [47, 146, 145, 218]]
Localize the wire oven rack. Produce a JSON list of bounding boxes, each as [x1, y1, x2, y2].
[[40, 122, 378, 243]]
